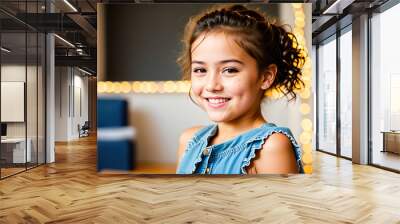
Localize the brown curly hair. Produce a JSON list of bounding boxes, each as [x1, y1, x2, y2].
[[177, 4, 305, 101]]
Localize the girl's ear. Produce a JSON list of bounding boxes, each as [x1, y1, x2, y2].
[[260, 64, 277, 90]]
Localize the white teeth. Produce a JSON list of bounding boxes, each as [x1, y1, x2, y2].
[[208, 98, 229, 104]]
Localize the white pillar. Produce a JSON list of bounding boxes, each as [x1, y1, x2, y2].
[[352, 14, 369, 164], [45, 1, 56, 163], [46, 32, 55, 163]]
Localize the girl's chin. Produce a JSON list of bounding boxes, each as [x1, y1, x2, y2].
[[208, 117, 225, 122], [206, 112, 230, 122]]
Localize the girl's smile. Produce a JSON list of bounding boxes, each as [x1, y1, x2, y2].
[[203, 96, 231, 109]]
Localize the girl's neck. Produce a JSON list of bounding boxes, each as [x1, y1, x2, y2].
[[211, 110, 267, 145]]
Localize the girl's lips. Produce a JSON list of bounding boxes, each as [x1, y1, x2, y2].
[[204, 97, 231, 109]]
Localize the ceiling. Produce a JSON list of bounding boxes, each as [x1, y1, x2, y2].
[[0, 0, 98, 74]]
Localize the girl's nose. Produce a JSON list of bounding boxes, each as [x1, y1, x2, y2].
[[205, 72, 223, 92]]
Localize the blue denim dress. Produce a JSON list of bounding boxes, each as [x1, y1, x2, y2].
[[176, 123, 304, 174]]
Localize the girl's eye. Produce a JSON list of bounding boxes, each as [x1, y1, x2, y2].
[[222, 67, 239, 74], [192, 68, 206, 73]]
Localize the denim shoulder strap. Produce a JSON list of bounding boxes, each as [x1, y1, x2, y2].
[[176, 124, 216, 174], [191, 124, 217, 143]]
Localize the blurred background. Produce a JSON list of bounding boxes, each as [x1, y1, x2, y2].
[[96, 3, 313, 174]]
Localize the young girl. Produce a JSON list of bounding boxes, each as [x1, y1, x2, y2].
[[176, 4, 305, 174]]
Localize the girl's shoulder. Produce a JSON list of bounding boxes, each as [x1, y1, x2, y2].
[[244, 123, 303, 174], [261, 123, 304, 173]]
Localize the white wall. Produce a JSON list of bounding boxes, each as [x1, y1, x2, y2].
[[262, 98, 302, 140], [55, 67, 89, 141], [74, 74, 89, 134], [55, 67, 69, 141]]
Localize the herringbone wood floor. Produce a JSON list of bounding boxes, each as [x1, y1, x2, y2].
[[1, 135, 400, 223]]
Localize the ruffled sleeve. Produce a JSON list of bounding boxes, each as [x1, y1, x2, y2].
[[241, 127, 304, 174]]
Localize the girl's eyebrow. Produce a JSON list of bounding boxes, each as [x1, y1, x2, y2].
[[219, 59, 244, 65], [191, 60, 205, 65], [191, 59, 244, 65]]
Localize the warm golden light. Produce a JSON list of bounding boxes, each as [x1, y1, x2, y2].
[[300, 103, 311, 115], [121, 81, 131, 93], [164, 81, 175, 93], [105, 81, 113, 93], [302, 143, 313, 153], [302, 153, 313, 164], [300, 88, 311, 99], [303, 164, 313, 173], [292, 3, 302, 9], [265, 88, 283, 99], [142, 82, 151, 93], [301, 118, 313, 132], [98, 81, 192, 94], [98, 81, 106, 93], [293, 4, 313, 173], [299, 132, 312, 145]]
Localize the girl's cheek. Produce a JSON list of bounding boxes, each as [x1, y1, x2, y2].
[[191, 82, 203, 96], [225, 79, 245, 95]]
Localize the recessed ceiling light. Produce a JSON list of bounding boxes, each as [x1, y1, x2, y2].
[[63, 0, 78, 12], [78, 67, 93, 76], [322, 0, 354, 15], [1, 47, 11, 53], [54, 34, 75, 48]]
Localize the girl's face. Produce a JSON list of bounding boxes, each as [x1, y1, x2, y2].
[[190, 31, 268, 123]]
